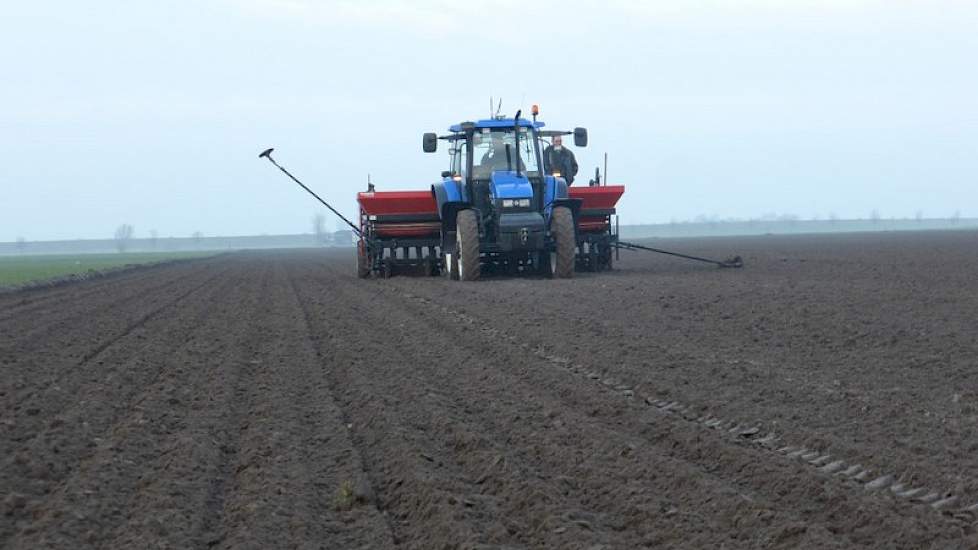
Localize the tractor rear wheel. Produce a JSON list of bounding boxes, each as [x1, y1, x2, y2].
[[456, 209, 481, 281], [551, 206, 575, 278], [356, 240, 370, 279]]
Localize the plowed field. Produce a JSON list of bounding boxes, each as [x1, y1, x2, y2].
[[2, 231, 977, 549]]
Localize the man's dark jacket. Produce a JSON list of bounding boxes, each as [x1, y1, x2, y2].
[[543, 146, 579, 185]]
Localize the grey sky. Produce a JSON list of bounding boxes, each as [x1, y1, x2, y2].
[[2, 0, 976, 241]]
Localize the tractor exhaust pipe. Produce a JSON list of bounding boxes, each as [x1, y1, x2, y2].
[[513, 110, 522, 178], [258, 148, 362, 237]]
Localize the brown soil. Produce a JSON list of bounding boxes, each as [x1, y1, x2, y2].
[[1, 231, 977, 549]]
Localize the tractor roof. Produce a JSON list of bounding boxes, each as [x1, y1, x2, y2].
[[448, 118, 545, 132]]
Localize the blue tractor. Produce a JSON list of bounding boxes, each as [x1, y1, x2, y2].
[[424, 109, 588, 280]]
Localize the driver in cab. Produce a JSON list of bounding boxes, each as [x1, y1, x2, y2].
[[479, 134, 523, 173]]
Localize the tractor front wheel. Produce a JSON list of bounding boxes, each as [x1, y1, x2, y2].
[[456, 209, 481, 281], [551, 206, 575, 278]]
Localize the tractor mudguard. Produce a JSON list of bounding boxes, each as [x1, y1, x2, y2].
[[431, 183, 448, 214], [432, 180, 466, 206], [438, 202, 472, 234], [547, 199, 584, 233], [432, 180, 470, 233], [550, 197, 583, 223]]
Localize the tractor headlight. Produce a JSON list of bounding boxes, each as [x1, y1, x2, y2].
[[500, 198, 531, 209]]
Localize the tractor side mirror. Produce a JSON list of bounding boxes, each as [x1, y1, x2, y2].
[[441, 170, 452, 178], [423, 132, 438, 153], [573, 127, 588, 147]]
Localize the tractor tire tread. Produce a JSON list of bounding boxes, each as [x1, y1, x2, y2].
[[457, 209, 481, 281], [552, 206, 575, 278]]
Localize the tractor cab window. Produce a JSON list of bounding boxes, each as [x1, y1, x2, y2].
[[471, 127, 539, 179], [449, 139, 467, 178]]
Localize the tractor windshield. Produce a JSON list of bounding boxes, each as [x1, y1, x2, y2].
[[470, 127, 540, 179]]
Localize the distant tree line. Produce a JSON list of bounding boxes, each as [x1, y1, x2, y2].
[[661, 209, 968, 225]]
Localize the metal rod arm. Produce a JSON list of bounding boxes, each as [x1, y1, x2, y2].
[[616, 241, 743, 268], [259, 148, 362, 237]]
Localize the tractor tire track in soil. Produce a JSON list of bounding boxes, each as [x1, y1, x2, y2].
[[2, 233, 977, 548]]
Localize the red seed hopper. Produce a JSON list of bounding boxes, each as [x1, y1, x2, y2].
[[354, 184, 626, 275], [357, 190, 440, 238], [356, 185, 625, 240], [570, 185, 625, 233]]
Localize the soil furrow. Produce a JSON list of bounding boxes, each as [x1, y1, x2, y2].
[[0, 259, 214, 350], [347, 269, 968, 548], [281, 261, 398, 548], [299, 261, 856, 547], [0, 271, 240, 547], [2, 235, 976, 548], [205, 258, 392, 549], [0, 262, 228, 413], [295, 263, 579, 547], [385, 235, 978, 503], [0, 255, 220, 323], [0, 265, 232, 461]]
